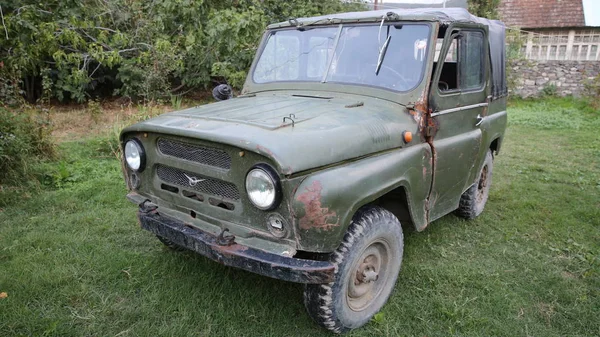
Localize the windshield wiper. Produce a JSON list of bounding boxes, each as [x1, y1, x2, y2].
[[375, 15, 392, 76], [375, 36, 391, 76]]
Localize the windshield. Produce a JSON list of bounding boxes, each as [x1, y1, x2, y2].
[[253, 23, 431, 92]]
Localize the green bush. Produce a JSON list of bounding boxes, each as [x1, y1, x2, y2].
[[541, 83, 558, 97], [0, 107, 55, 185], [583, 73, 600, 110], [0, 0, 366, 103], [0, 65, 23, 107]]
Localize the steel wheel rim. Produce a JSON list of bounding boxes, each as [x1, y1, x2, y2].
[[346, 239, 391, 312]]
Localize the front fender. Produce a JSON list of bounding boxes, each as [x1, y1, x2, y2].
[[291, 144, 432, 253]]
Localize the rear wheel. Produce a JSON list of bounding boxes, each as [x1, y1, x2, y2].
[[455, 149, 494, 219], [303, 206, 403, 333]]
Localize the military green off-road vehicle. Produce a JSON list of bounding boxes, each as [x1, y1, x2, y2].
[[120, 7, 507, 333]]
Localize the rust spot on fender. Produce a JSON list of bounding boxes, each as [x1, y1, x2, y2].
[[256, 144, 274, 157], [296, 181, 338, 231]]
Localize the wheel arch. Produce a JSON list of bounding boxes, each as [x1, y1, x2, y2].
[[291, 145, 431, 253], [362, 184, 416, 230], [490, 136, 502, 155]]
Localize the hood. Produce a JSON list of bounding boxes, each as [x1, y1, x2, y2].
[[122, 93, 419, 174]]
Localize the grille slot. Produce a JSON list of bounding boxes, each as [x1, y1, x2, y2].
[[156, 165, 240, 200], [157, 138, 232, 169]]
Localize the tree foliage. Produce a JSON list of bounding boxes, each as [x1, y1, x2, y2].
[[0, 0, 365, 103], [468, 0, 500, 19]]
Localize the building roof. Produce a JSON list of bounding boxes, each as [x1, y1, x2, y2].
[[498, 0, 586, 29]]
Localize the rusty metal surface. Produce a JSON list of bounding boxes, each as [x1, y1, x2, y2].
[[139, 211, 335, 284], [296, 181, 338, 231], [121, 17, 508, 256]]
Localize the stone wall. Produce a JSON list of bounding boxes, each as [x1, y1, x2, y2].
[[510, 60, 600, 98]]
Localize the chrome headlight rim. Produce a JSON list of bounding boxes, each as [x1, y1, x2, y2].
[[124, 138, 146, 172], [245, 163, 282, 211]]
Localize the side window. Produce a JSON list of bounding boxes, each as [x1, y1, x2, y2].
[[438, 37, 459, 91], [438, 30, 485, 92], [435, 38, 457, 62], [460, 31, 484, 90]]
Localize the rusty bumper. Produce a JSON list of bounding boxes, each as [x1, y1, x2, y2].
[[138, 212, 335, 284]]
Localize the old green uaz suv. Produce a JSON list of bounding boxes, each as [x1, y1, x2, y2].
[[120, 7, 507, 333]]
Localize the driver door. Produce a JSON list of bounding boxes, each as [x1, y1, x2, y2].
[[427, 24, 489, 221]]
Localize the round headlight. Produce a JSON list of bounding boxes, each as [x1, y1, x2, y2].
[[124, 139, 145, 172], [246, 165, 281, 210]]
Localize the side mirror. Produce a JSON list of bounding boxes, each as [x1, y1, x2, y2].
[[212, 84, 233, 101]]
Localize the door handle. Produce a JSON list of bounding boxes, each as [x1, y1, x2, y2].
[[475, 114, 484, 127]]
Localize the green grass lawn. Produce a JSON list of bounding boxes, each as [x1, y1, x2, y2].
[[1, 98, 598, 336]]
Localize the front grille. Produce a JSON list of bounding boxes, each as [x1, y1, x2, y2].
[[157, 138, 231, 169], [156, 165, 240, 200]]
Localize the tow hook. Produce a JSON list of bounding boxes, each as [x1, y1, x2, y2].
[[139, 199, 158, 214], [217, 228, 235, 246]]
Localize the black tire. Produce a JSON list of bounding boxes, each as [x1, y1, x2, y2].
[[303, 206, 404, 333], [156, 235, 186, 251], [455, 149, 494, 219]]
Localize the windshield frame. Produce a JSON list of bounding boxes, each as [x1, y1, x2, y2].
[[248, 21, 434, 96]]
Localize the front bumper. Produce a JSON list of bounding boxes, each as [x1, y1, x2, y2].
[[138, 209, 335, 284]]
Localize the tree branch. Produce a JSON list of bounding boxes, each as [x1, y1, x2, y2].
[[93, 26, 117, 33], [0, 5, 8, 40], [80, 28, 113, 51], [117, 48, 139, 54], [171, 83, 185, 93], [89, 62, 102, 77]]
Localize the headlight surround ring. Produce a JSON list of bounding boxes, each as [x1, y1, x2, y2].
[[245, 163, 282, 211], [124, 138, 146, 172]]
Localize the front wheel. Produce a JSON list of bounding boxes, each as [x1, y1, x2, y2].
[[303, 206, 403, 333], [455, 149, 494, 219]]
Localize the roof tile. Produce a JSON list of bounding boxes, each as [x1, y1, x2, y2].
[[498, 0, 585, 28]]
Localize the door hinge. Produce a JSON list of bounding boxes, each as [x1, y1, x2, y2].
[[425, 125, 436, 137]]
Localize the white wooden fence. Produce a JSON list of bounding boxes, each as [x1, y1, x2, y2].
[[519, 29, 600, 61]]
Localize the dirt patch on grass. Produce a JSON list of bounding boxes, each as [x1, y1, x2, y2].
[[536, 302, 556, 325], [49, 97, 208, 142], [51, 105, 131, 142]]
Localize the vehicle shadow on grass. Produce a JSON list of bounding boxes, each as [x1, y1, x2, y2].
[[136, 213, 473, 337], [138, 245, 330, 336]]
